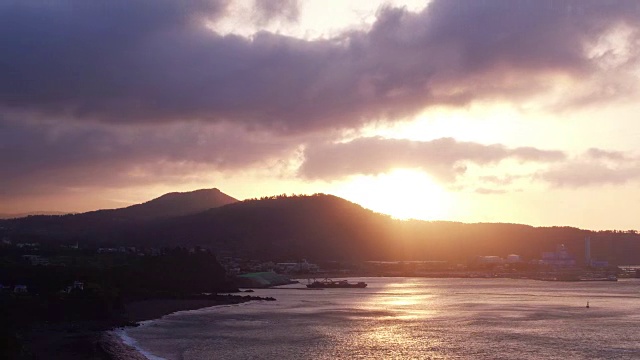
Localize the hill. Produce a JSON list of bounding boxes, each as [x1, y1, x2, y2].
[[121, 194, 640, 264], [0, 188, 238, 243], [91, 188, 238, 220], [131, 194, 399, 260], [2, 192, 639, 264]]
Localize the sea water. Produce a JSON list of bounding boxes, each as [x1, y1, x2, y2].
[[124, 277, 640, 359]]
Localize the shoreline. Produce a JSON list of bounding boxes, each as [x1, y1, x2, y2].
[[13, 294, 274, 360], [98, 331, 150, 360], [98, 300, 237, 360], [98, 294, 276, 360]]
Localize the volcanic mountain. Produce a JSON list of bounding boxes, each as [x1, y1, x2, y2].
[[95, 188, 238, 220], [0, 188, 238, 241]]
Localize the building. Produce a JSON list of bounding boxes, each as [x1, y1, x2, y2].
[[541, 244, 576, 267]]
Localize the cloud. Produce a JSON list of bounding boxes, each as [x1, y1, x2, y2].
[[0, 0, 638, 133], [299, 137, 565, 182], [253, 0, 299, 25], [0, 118, 298, 197], [2, 0, 640, 209], [540, 148, 640, 187], [541, 162, 640, 187], [474, 188, 507, 195], [478, 175, 522, 186], [586, 148, 628, 161]]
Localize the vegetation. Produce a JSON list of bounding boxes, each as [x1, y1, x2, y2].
[[2, 192, 640, 266], [0, 247, 236, 359]]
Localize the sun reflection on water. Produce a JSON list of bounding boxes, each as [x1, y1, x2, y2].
[[347, 280, 445, 356]]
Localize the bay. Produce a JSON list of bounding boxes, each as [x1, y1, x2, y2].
[[124, 277, 640, 359]]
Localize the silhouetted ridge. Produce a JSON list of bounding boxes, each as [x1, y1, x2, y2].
[[145, 194, 397, 261], [112, 188, 238, 219], [0, 188, 238, 243], [2, 192, 640, 264]]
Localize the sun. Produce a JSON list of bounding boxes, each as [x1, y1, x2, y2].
[[330, 169, 452, 220]]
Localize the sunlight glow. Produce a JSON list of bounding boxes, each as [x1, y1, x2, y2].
[[208, 0, 429, 40], [331, 169, 452, 220], [359, 104, 529, 146]]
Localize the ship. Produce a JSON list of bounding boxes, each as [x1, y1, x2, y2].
[[306, 278, 367, 289], [579, 275, 618, 282]]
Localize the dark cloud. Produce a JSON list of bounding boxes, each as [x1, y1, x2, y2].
[[299, 137, 565, 182], [1, 0, 639, 132], [2, 0, 640, 209], [0, 118, 297, 197]]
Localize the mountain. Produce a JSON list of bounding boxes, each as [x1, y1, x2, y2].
[[0, 188, 237, 222], [92, 188, 238, 220], [132, 194, 399, 260], [0, 188, 238, 243], [2, 191, 640, 264], [122, 194, 640, 264]]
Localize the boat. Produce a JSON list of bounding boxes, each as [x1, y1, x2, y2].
[[578, 275, 618, 282], [306, 278, 367, 289]]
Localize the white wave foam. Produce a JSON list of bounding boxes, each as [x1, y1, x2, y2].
[[115, 328, 166, 360]]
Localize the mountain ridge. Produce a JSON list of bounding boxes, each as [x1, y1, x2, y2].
[[2, 190, 639, 264], [105, 188, 238, 219]]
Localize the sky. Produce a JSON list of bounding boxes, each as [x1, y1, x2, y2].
[[1, 0, 640, 230]]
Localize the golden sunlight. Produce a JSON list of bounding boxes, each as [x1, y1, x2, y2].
[[331, 169, 452, 220]]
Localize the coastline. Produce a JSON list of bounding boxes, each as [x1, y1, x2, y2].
[[13, 295, 273, 360], [100, 294, 277, 360], [98, 331, 149, 360]]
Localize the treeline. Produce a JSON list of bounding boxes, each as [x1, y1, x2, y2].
[[0, 248, 236, 359], [244, 193, 324, 201], [0, 247, 235, 298]]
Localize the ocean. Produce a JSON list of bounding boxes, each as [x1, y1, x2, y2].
[[123, 277, 640, 359]]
